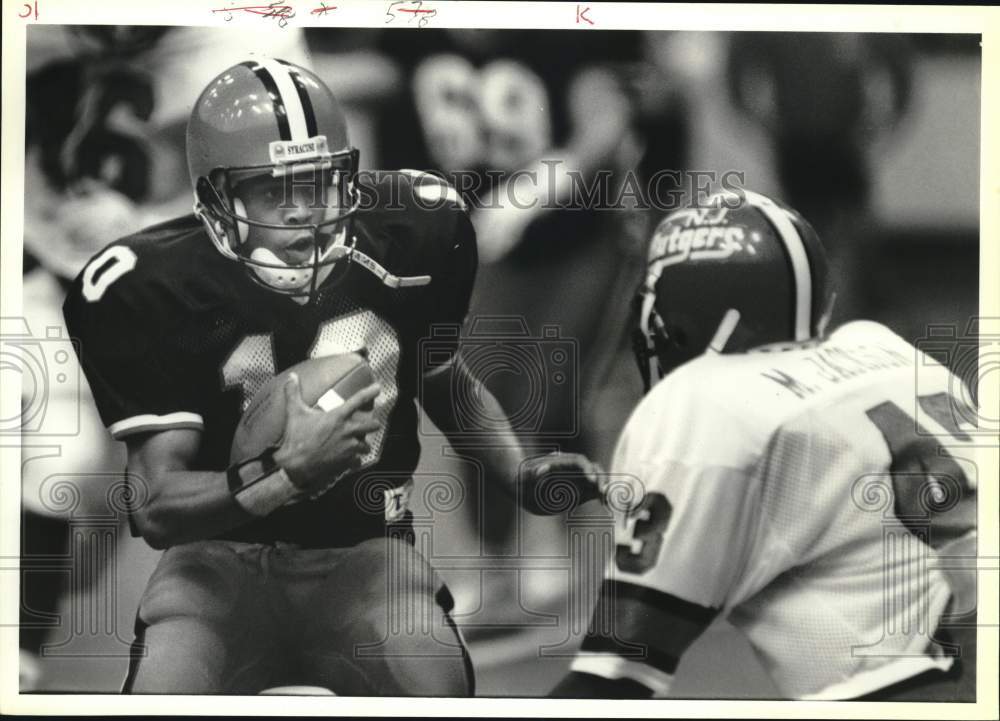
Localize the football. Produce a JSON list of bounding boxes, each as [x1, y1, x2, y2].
[[230, 353, 376, 463]]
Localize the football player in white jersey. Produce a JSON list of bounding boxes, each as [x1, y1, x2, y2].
[[537, 190, 977, 700]]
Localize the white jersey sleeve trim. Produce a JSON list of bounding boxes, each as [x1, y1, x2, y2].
[[797, 655, 953, 700], [109, 412, 204, 439], [570, 653, 674, 698]]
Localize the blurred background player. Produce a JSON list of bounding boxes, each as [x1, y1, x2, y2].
[[726, 32, 915, 324], [544, 191, 977, 700]]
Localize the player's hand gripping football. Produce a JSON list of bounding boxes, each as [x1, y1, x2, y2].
[[273, 372, 381, 497], [519, 451, 605, 515]]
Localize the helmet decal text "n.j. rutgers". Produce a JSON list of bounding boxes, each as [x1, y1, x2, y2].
[[649, 206, 762, 267]]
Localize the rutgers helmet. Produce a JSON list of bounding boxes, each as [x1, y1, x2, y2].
[[633, 190, 835, 391], [186, 58, 360, 301]]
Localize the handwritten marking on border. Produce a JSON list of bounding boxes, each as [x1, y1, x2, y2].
[[385, 1, 437, 28], [19, 1, 39, 20], [213, 2, 295, 27]]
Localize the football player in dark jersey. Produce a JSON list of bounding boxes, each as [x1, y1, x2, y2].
[[63, 58, 591, 695], [20, 26, 310, 692]]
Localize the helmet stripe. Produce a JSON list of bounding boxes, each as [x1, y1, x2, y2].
[[241, 61, 290, 141], [257, 58, 309, 141], [277, 59, 319, 139], [242, 60, 310, 142], [743, 191, 812, 341]]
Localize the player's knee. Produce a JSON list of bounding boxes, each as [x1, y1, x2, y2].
[[138, 542, 249, 625], [354, 585, 455, 657], [343, 538, 439, 596], [128, 618, 228, 694], [354, 610, 473, 696]]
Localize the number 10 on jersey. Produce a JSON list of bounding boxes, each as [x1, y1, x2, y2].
[[221, 310, 400, 468]]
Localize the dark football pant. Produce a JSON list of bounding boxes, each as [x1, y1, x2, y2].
[[123, 537, 473, 695]]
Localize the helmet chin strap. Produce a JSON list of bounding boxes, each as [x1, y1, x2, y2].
[[342, 245, 431, 289], [638, 290, 660, 388], [249, 246, 335, 294], [636, 254, 671, 391], [706, 309, 741, 355], [247, 235, 432, 299], [636, 297, 740, 392]]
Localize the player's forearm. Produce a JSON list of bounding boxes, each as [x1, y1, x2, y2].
[[453, 390, 526, 502], [432, 388, 526, 499], [422, 362, 601, 512], [130, 468, 251, 549], [420, 362, 527, 501], [125, 429, 257, 549]]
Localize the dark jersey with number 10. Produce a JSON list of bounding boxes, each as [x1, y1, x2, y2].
[[64, 172, 476, 548]]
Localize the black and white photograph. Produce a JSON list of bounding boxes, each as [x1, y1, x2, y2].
[[1, 1, 997, 716]]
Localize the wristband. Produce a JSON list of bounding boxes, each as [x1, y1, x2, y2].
[[227, 448, 301, 517]]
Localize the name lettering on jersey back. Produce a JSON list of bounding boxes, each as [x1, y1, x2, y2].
[[761, 343, 912, 400], [649, 208, 760, 267]]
